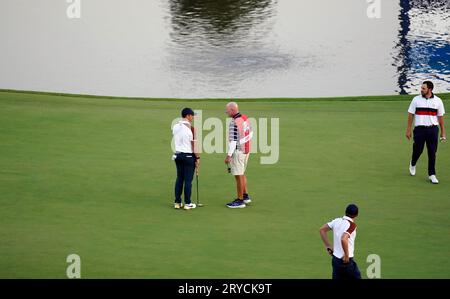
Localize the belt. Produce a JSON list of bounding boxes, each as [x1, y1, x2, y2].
[[332, 255, 354, 260], [415, 125, 437, 128]]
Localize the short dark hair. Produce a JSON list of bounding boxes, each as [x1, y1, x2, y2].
[[423, 81, 434, 90], [345, 204, 359, 218], [181, 107, 195, 118]]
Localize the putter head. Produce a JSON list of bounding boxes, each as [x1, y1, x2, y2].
[[197, 203, 204, 207]]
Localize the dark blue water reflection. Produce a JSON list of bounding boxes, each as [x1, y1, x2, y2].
[[395, 0, 449, 94]]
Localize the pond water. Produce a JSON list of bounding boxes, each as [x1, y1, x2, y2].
[[0, 0, 448, 98]]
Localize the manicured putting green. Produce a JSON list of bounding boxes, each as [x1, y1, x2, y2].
[[0, 91, 449, 278]]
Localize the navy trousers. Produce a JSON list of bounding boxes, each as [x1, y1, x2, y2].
[[332, 256, 361, 280], [411, 126, 439, 176], [174, 153, 195, 204]]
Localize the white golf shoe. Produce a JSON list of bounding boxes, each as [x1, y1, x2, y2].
[[409, 162, 416, 176], [184, 203, 197, 210], [429, 175, 439, 184], [243, 193, 252, 204]]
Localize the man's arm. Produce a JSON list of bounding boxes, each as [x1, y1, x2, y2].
[[193, 139, 200, 172], [319, 224, 333, 256], [225, 120, 238, 164], [341, 233, 350, 263], [438, 116, 446, 140], [224, 141, 236, 164], [406, 113, 414, 140], [190, 126, 200, 172], [191, 139, 199, 158]]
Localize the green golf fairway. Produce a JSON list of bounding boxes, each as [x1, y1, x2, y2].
[[0, 90, 449, 278]]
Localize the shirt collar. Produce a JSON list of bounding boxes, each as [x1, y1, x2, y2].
[[179, 120, 190, 125], [343, 216, 354, 222], [422, 92, 434, 100], [233, 112, 242, 119]]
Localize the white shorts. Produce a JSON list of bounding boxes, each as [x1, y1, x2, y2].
[[230, 150, 249, 176]]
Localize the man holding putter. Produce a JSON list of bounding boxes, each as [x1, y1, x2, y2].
[[172, 108, 200, 210], [224, 102, 253, 209]]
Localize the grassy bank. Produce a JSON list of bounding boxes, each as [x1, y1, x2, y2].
[[2, 88, 450, 102], [0, 90, 449, 278]]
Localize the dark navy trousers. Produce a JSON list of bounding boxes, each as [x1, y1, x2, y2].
[[174, 152, 195, 204], [411, 126, 439, 176], [332, 256, 361, 280]]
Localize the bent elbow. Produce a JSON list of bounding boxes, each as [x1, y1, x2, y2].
[[319, 226, 328, 234]]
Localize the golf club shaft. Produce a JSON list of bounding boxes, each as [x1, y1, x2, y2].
[[196, 173, 199, 205]]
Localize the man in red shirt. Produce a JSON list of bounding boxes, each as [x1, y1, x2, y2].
[[224, 102, 253, 209]]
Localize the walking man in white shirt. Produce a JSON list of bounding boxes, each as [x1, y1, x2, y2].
[[172, 108, 200, 210], [406, 81, 446, 184], [319, 204, 361, 279]]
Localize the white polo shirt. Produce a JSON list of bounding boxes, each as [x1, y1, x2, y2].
[[327, 216, 357, 259], [408, 94, 445, 127], [172, 120, 193, 153]]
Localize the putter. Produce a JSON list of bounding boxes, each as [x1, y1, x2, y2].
[[196, 170, 204, 207]]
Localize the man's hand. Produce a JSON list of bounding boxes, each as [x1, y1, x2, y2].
[[406, 129, 412, 140], [440, 131, 447, 142], [343, 255, 350, 264], [224, 156, 232, 164], [195, 159, 200, 173], [326, 247, 333, 256]]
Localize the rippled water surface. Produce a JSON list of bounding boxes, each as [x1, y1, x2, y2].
[[0, 0, 448, 98]]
